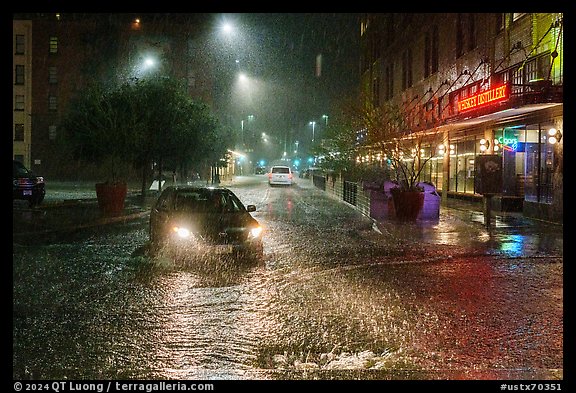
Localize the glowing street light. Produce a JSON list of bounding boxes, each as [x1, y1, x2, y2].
[[322, 114, 328, 126], [143, 57, 155, 69], [309, 121, 316, 142], [222, 22, 234, 35]]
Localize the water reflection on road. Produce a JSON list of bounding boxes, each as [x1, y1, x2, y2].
[[12, 176, 563, 380]]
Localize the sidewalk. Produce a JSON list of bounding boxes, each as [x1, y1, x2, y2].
[[371, 196, 563, 257], [12, 180, 229, 237]]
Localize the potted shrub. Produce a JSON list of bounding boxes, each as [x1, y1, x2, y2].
[[347, 99, 443, 220], [59, 83, 136, 216], [94, 157, 128, 216]]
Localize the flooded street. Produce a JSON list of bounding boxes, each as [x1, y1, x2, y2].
[[13, 176, 563, 380]]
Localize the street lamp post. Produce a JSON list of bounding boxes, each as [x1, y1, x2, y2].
[[309, 121, 316, 142]]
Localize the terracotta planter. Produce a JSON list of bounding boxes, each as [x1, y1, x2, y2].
[[390, 189, 425, 221], [95, 182, 127, 216]]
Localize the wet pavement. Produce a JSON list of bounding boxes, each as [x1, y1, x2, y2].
[[12, 176, 564, 381]]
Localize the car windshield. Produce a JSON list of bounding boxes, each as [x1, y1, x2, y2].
[[272, 167, 290, 174], [174, 190, 222, 213], [13, 161, 33, 177]]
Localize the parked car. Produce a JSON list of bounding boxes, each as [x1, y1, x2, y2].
[[13, 160, 45, 207], [255, 166, 266, 175], [149, 186, 263, 262], [268, 165, 293, 186]]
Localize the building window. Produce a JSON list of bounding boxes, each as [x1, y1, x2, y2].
[[15, 34, 25, 54], [14, 124, 25, 141], [49, 36, 58, 54], [385, 14, 394, 48], [384, 63, 394, 101], [524, 122, 557, 204], [49, 66, 58, 84], [15, 65, 25, 85], [15, 95, 25, 111], [431, 26, 439, 74], [448, 139, 476, 194], [372, 76, 380, 107], [456, 13, 478, 58], [402, 49, 412, 90], [14, 154, 24, 163], [48, 125, 57, 140], [496, 13, 506, 33], [456, 14, 464, 58], [49, 95, 58, 112], [511, 66, 523, 95], [424, 26, 439, 78], [372, 34, 381, 63], [467, 14, 477, 51]]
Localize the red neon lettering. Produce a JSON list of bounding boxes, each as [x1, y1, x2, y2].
[[457, 85, 508, 113]]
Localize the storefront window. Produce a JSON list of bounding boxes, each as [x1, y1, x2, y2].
[[419, 145, 442, 189], [524, 123, 557, 204], [494, 127, 523, 196], [450, 139, 476, 193]]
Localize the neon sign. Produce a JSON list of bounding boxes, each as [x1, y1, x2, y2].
[[457, 84, 509, 113], [498, 136, 518, 151]]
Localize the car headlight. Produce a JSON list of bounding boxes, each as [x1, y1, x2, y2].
[[172, 226, 191, 239], [249, 226, 263, 239]]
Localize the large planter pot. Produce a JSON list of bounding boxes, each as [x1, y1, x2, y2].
[[95, 182, 127, 216], [390, 188, 425, 221]]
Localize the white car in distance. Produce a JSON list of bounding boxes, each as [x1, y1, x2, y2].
[[268, 165, 293, 186]]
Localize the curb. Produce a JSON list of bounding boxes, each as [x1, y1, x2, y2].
[[13, 210, 150, 238]]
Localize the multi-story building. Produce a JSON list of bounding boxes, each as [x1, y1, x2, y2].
[[12, 13, 216, 179], [360, 13, 563, 223], [12, 19, 33, 167]]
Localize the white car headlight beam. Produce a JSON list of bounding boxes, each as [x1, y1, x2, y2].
[[172, 227, 191, 239], [250, 226, 263, 239]]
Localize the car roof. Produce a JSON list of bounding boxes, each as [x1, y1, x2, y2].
[[167, 185, 230, 193]]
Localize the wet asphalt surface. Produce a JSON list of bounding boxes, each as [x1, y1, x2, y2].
[[12, 176, 563, 381]]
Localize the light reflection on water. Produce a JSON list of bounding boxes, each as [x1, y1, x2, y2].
[[122, 259, 280, 379]]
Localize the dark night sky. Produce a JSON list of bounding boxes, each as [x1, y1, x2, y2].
[[211, 13, 361, 156], [11, 11, 361, 162]]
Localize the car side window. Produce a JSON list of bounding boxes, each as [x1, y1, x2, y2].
[[208, 193, 225, 212], [226, 193, 245, 212]]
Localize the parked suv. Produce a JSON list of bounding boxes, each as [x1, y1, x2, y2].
[[13, 160, 45, 207], [268, 165, 293, 186]]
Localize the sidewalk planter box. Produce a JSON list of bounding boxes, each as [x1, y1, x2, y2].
[[417, 182, 441, 221], [370, 190, 393, 220], [369, 180, 397, 220], [96, 182, 127, 216], [391, 189, 425, 221]]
